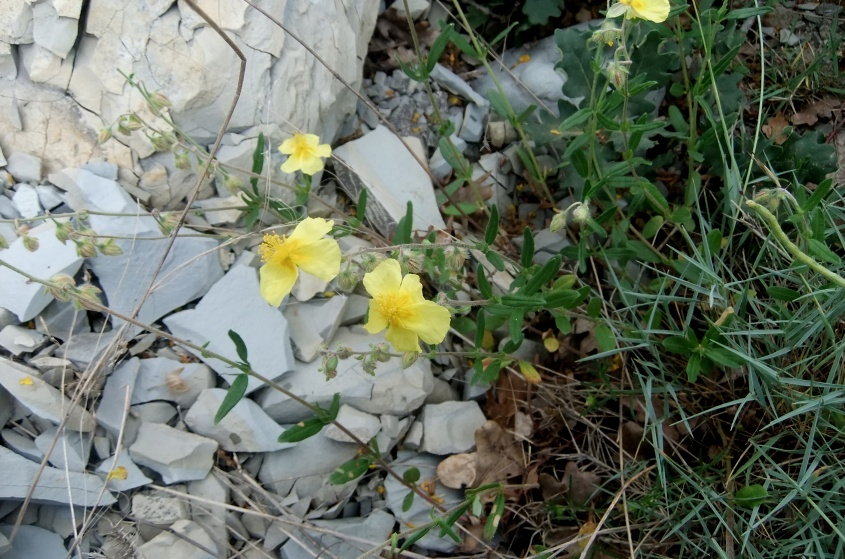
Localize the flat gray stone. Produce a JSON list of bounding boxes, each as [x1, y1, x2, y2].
[[257, 327, 433, 423], [0, 525, 66, 559], [430, 63, 488, 107], [11, 183, 42, 218], [333, 126, 445, 236], [129, 422, 217, 485], [279, 509, 395, 559], [0, 357, 95, 431], [1, 428, 44, 462], [0, 446, 115, 506], [283, 295, 349, 362], [188, 474, 228, 559], [96, 357, 141, 440], [34, 426, 92, 471], [34, 300, 90, 341], [132, 357, 215, 408], [136, 519, 217, 559], [458, 103, 488, 143], [164, 265, 295, 394], [35, 184, 65, 210], [6, 152, 43, 183], [184, 388, 291, 453], [421, 401, 486, 455], [0, 221, 83, 322], [96, 448, 153, 492], [132, 493, 190, 540], [60, 330, 119, 369], [32, 1, 77, 59], [0, 325, 46, 356], [324, 404, 381, 444], [49, 167, 224, 334]]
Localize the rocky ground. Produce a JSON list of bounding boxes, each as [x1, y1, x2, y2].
[[1, 0, 844, 557]]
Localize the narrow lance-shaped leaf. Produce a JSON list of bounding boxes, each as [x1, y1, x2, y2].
[[328, 457, 372, 485], [214, 373, 248, 424], [521, 227, 534, 268], [228, 329, 249, 365], [485, 205, 499, 245]]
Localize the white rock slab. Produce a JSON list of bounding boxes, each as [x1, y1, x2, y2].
[[0, 446, 115, 506], [163, 264, 295, 394], [0, 525, 67, 559], [279, 509, 396, 559], [96, 448, 153, 492], [10, 183, 42, 218], [32, 1, 77, 59], [6, 152, 42, 183], [0, 357, 95, 431], [1, 428, 44, 462], [35, 184, 65, 210], [96, 357, 141, 440], [34, 300, 90, 341], [132, 357, 215, 408], [0, 325, 46, 356], [137, 519, 217, 559], [132, 493, 190, 540], [0, 221, 83, 322], [333, 125, 445, 236], [129, 422, 217, 485], [324, 405, 381, 444], [49, 167, 224, 333], [421, 401, 486, 455], [257, 327, 433, 423], [383, 451, 464, 553], [184, 388, 291, 453], [283, 295, 349, 362], [188, 473, 228, 559], [34, 426, 93, 472]]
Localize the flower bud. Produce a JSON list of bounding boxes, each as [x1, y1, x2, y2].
[[151, 134, 175, 152], [321, 354, 339, 379], [125, 113, 143, 131], [592, 20, 622, 46], [174, 151, 192, 170], [752, 189, 783, 212], [77, 239, 98, 258], [149, 91, 173, 111], [374, 343, 391, 363], [604, 59, 629, 89], [567, 202, 592, 227], [54, 221, 73, 244], [0, 236, 8, 250], [98, 239, 124, 256], [445, 247, 466, 272], [402, 351, 419, 369], [22, 235, 39, 252], [337, 269, 360, 292], [223, 174, 243, 195], [336, 346, 353, 360], [98, 128, 113, 144], [549, 211, 567, 233], [360, 253, 381, 273], [75, 284, 102, 310], [49, 274, 76, 302]]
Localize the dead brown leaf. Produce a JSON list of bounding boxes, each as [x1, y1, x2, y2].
[[474, 420, 523, 487], [539, 462, 602, 506], [437, 453, 477, 489], [762, 114, 790, 145], [791, 97, 841, 127]]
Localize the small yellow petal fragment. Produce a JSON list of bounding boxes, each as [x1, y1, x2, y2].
[[518, 54, 531, 64], [518, 361, 542, 384], [19, 376, 33, 386], [107, 466, 128, 481], [578, 520, 597, 549], [543, 337, 560, 353]]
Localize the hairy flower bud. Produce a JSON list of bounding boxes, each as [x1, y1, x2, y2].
[[54, 221, 73, 244], [98, 128, 113, 144], [49, 274, 76, 302], [445, 247, 466, 272], [223, 174, 243, 195], [321, 354, 339, 379], [374, 343, 391, 363], [336, 346, 353, 360], [402, 351, 419, 369], [149, 91, 172, 112], [75, 284, 102, 310], [174, 151, 192, 170], [336, 269, 360, 292], [591, 20, 622, 46], [566, 201, 592, 227], [22, 235, 39, 252], [360, 253, 381, 273], [604, 59, 629, 89], [77, 239, 98, 258], [549, 211, 567, 233], [98, 239, 124, 256], [151, 133, 175, 152]]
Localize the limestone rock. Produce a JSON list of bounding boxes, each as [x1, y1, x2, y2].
[[0, 445, 116, 506], [132, 492, 190, 540], [184, 388, 291, 453], [0, 221, 83, 322], [163, 264, 295, 394], [257, 327, 433, 423], [0, 357, 95, 431], [129, 422, 218, 484], [283, 295, 349, 362], [0, 325, 46, 356], [132, 357, 215, 408], [333, 126, 445, 236], [96, 448, 153, 492], [96, 357, 141, 440], [279, 509, 396, 559], [421, 401, 487, 455], [0, 525, 67, 559], [136, 519, 217, 559], [6, 152, 42, 183], [34, 426, 93, 471], [324, 404, 381, 444], [32, 1, 78, 58]]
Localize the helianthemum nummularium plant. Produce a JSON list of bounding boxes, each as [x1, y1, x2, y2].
[[606, 0, 670, 22], [258, 217, 341, 306], [278, 132, 332, 175], [362, 259, 451, 353]]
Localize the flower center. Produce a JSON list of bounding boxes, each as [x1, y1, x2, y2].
[[374, 291, 412, 325], [258, 233, 290, 264], [293, 140, 317, 159]]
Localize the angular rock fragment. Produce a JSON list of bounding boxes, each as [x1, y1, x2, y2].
[[129, 423, 217, 484]]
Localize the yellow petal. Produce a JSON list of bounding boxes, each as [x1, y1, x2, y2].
[[291, 237, 341, 281], [19, 376, 33, 385], [107, 466, 128, 481], [399, 301, 450, 345], [385, 324, 421, 352], [398, 272, 427, 304], [260, 259, 298, 306], [363, 259, 402, 297], [289, 217, 334, 241], [630, 0, 669, 22], [298, 155, 326, 176], [281, 153, 305, 174], [364, 299, 389, 333], [313, 143, 332, 158], [278, 135, 298, 155]]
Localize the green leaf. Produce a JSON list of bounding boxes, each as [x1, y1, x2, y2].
[[324, 393, 342, 422], [642, 181, 669, 213], [523, 0, 563, 24], [485, 205, 499, 245], [555, 27, 595, 118], [520, 256, 561, 296], [438, 136, 469, 174], [586, 297, 602, 319], [521, 227, 534, 268], [214, 373, 248, 424], [228, 329, 249, 365], [663, 336, 697, 354], [489, 22, 519, 48], [487, 90, 512, 121], [642, 215, 664, 238], [328, 457, 372, 485], [484, 492, 506, 540], [399, 526, 431, 552], [667, 105, 688, 135], [356, 189, 368, 221], [595, 323, 615, 352], [394, 201, 414, 244], [544, 286, 589, 309], [278, 418, 325, 443], [250, 132, 265, 193], [704, 346, 745, 368], [486, 250, 506, 271], [474, 310, 486, 349], [801, 178, 833, 213], [501, 294, 546, 310], [403, 467, 421, 484], [686, 353, 702, 383], [766, 286, 800, 302], [734, 484, 768, 508], [807, 239, 841, 265], [726, 6, 773, 18], [476, 263, 493, 299], [426, 24, 454, 73], [436, 518, 461, 542], [779, 131, 837, 185], [401, 491, 415, 512]]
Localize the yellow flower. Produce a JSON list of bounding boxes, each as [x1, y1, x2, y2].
[[362, 259, 451, 353], [606, 0, 670, 22], [107, 466, 128, 481], [278, 132, 332, 175], [258, 217, 341, 306]]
